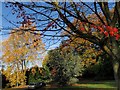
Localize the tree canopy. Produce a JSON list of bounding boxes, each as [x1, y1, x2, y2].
[[2, 1, 120, 89], [2, 21, 44, 87]]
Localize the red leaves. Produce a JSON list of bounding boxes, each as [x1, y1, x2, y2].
[[113, 28, 118, 33], [104, 26, 119, 40], [92, 25, 119, 40], [81, 27, 85, 31], [106, 26, 112, 31], [106, 26, 119, 40], [104, 31, 109, 36], [109, 31, 114, 36], [98, 26, 104, 33], [115, 34, 120, 40], [79, 22, 119, 40]]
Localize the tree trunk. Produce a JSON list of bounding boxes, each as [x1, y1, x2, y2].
[[113, 60, 120, 90], [110, 38, 120, 90]]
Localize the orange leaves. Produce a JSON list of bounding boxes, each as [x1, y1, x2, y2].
[[31, 25, 36, 31]]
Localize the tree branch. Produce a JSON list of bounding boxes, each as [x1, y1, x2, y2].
[[98, 2, 111, 25]]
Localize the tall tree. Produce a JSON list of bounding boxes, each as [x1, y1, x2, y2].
[[3, 1, 120, 89]]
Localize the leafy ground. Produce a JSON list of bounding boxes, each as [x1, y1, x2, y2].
[[4, 80, 117, 90]]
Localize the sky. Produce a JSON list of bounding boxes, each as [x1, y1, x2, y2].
[[0, 0, 118, 2], [0, 0, 116, 69], [1, 2, 61, 46], [0, 2, 2, 69], [0, 2, 61, 69]]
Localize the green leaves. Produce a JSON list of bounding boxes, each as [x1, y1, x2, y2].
[[43, 49, 83, 85]]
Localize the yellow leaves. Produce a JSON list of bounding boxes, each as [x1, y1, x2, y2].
[[27, 56, 34, 61], [39, 68, 43, 74], [7, 56, 15, 62], [3, 66, 11, 77], [3, 66, 27, 87], [16, 47, 28, 55], [53, 1, 59, 5], [2, 21, 45, 87], [42, 55, 49, 66], [60, 35, 102, 68], [2, 23, 44, 62]]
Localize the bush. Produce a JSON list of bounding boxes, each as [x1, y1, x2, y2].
[[43, 49, 84, 86], [26, 66, 51, 84], [68, 77, 79, 85]]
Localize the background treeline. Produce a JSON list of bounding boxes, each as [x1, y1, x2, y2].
[[2, 47, 114, 88]]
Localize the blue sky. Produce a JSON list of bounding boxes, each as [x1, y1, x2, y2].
[[0, 0, 117, 2], [0, 1, 116, 69], [2, 2, 23, 39], [0, 2, 22, 58], [0, 2, 2, 69], [1, 2, 61, 47], [0, 2, 61, 68]]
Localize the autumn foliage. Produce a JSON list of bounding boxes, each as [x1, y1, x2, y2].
[[2, 21, 44, 87], [79, 22, 120, 40]]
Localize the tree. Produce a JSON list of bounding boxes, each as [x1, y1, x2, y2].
[[26, 65, 51, 84], [60, 38, 102, 67], [2, 21, 44, 87], [28, 65, 42, 84], [43, 48, 83, 86], [3, 1, 120, 89], [82, 53, 114, 80]]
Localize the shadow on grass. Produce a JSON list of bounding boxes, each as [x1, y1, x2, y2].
[[3, 81, 117, 90], [4, 88, 117, 90]]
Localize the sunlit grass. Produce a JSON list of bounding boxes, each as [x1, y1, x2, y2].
[[4, 80, 117, 90], [74, 80, 116, 88], [46, 80, 117, 89]]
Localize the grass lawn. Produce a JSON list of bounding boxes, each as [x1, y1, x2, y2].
[[75, 80, 117, 88], [3, 80, 117, 90], [44, 80, 117, 90]]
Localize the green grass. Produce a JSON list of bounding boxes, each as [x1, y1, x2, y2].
[[3, 80, 117, 90], [44, 80, 117, 90], [75, 80, 116, 88]]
